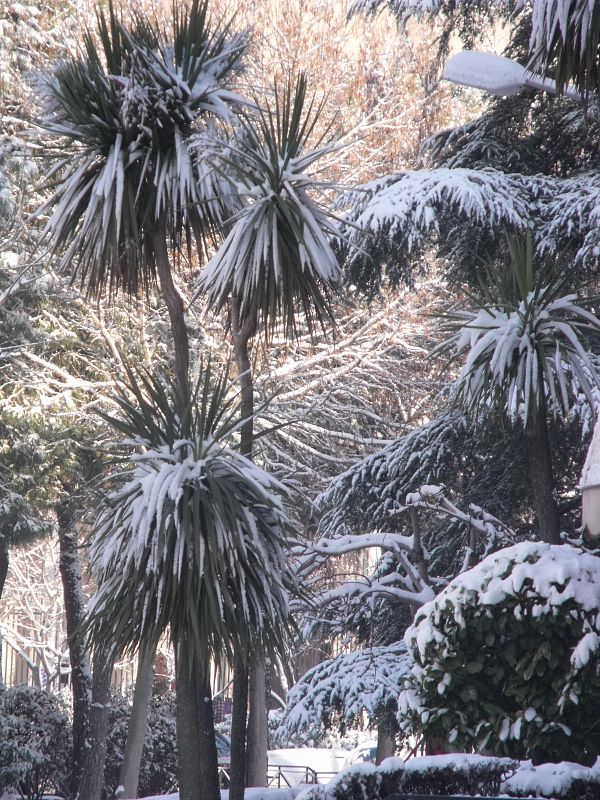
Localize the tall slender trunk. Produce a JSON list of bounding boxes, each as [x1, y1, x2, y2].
[[525, 391, 561, 544], [116, 645, 156, 799], [0, 542, 8, 600], [57, 499, 91, 798], [375, 725, 395, 765], [149, 222, 189, 390], [229, 296, 266, 798], [0, 543, 7, 686], [246, 658, 268, 786], [229, 649, 248, 800], [175, 636, 220, 800], [77, 651, 113, 800]]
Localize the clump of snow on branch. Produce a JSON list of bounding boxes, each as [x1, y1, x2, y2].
[[348, 0, 515, 26], [340, 167, 532, 264], [277, 642, 414, 741]]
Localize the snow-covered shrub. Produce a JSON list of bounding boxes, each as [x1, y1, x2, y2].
[[504, 759, 600, 800], [297, 754, 516, 800], [401, 542, 600, 765], [0, 685, 70, 800], [103, 692, 177, 799]]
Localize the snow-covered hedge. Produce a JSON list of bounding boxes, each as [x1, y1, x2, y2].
[[296, 754, 516, 800], [297, 755, 600, 800], [401, 542, 600, 765]]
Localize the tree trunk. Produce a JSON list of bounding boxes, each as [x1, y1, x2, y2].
[[176, 637, 220, 800], [229, 295, 265, 797], [149, 222, 189, 391], [246, 657, 268, 786], [228, 650, 248, 800], [0, 543, 8, 600], [77, 651, 113, 800], [375, 723, 395, 765], [57, 500, 91, 798], [525, 393, 561, 544], [0, 544, 8, 686], [116, 644, 156, 799]]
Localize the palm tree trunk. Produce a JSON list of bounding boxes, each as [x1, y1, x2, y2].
[[246, 658, 268, 786], [149, 223, 189, 390], [525, 392, 561, 544], [229, 295, 264, 798], [229, 650, 248, 800], [116, 644, 155, 799], [0, 542, 7, 600], [57, 499, 91, 797], [176, 636, 220, 800], [77, 651, 113, 800]]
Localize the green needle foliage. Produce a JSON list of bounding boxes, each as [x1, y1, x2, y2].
[[199, 74, 343, 341], [37, 0, 247, 298], [85, 361, 298, 672]]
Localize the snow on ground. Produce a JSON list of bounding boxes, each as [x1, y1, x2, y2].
[[140, 790, 306, 800]]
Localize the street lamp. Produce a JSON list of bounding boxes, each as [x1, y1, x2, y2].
[[442, 51, 581, 99]]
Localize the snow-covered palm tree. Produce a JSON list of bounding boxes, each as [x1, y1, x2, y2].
[[38, 0, 246, 386], [529, 0, 600, 101], [86, 362, 297, 800], [37, 5, 247, 794], [438, 234, 600, 544], [198, 74, 344, 793]]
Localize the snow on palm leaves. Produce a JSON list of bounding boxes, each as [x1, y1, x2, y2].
[[38, 0, 246, 298], [199, 75, 342, 340], [85, 363, 297, 670], [438, 234, 600, 423], [529, 0, 600, 99]]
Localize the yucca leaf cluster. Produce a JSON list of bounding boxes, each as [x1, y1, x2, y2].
[[437, 235, 600, 423], [200, 75, 342, 340], [85, 363, 297, 671], [38, 0, 246, 298]]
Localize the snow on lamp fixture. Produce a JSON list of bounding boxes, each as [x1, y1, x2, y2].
[[442, 51, 581, 99]]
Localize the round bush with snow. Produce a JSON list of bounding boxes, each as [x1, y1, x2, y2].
[[400, 542, 600, 765]]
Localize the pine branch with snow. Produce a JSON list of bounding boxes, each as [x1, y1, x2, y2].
[[277, 642, 414, 741]]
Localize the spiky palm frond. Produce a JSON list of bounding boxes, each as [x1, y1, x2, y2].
[[437, 234, 600, 422], [529, 0, 600, 100], [85, 362, 297, 670], [199, 74, 343, 341], [37, 0, 247, 299]]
